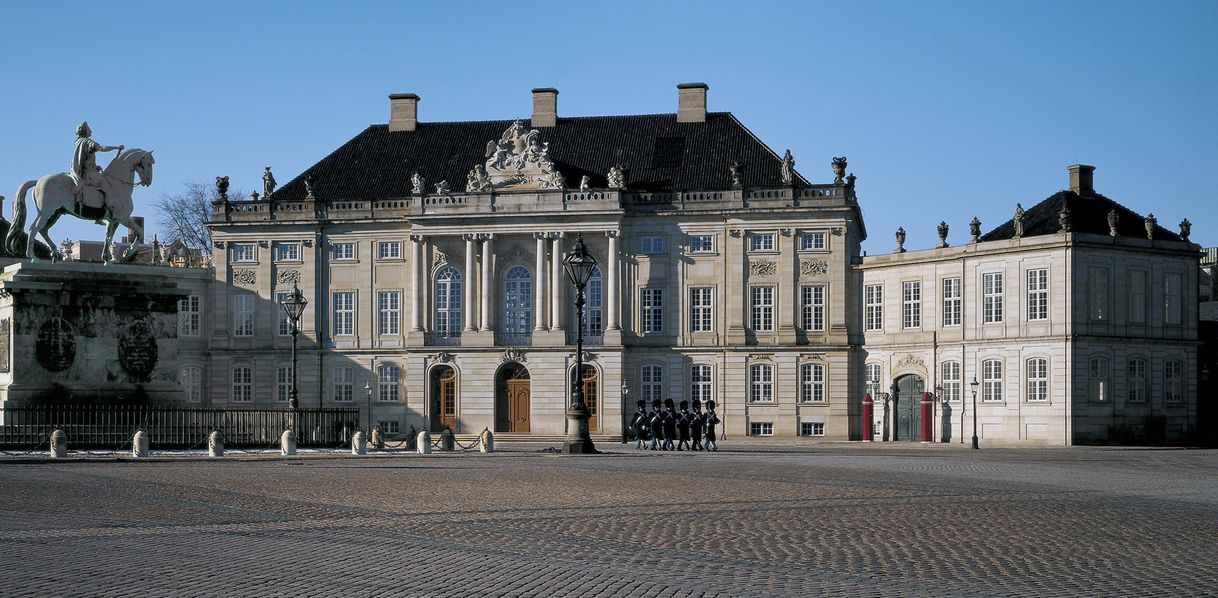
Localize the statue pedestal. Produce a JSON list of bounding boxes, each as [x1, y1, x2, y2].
[[0, 261, 197, 407]]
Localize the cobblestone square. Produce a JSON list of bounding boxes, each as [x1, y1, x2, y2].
[[0, 444, 1215, 596]]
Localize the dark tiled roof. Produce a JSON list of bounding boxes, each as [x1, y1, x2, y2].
[[979, 190, 1182, 242], [270, 112, 809, 201]]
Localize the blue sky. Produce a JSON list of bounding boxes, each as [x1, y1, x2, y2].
[[1, 0, 1215, 251]]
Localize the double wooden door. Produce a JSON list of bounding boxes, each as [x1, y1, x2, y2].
[[894, 374, 924, 442]]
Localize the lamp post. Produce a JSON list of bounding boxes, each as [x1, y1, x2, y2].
[[364, 381, 373, 433], [561, 233, 598, 454], [970, 375, 980, 449], [280, 282, 308, 431], [620, 379, 630, 444]]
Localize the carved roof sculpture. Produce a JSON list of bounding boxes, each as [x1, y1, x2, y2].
[[979, 190, 1182, 242]]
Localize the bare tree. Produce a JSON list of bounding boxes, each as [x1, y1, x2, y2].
[[152, 181, 244, 257]]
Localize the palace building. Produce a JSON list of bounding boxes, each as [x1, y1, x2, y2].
[[194, 84, 1199, 444]]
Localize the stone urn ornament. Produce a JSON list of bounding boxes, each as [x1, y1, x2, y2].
[[832, 156, 847, 184], [969, 217, 981, 243], [1059, 203, 1072, 232], [936, 221, 949, 248], [895, 227, 906, 253], [1180, 218, 1192, 242], [1144, 214, 1157, 240], [1107, 209, 1119, 237]]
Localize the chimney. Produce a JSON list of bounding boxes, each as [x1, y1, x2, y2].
[[677, 82, 708, 123], [388, 93, 420, 132], [531, 87, 558, 127], [1068, 164, 1095, 195]]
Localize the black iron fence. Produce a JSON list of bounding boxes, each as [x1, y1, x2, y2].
[[0, 405, 361, 449]]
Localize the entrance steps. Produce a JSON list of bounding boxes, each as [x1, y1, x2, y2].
[[452, 432, 624, 444]]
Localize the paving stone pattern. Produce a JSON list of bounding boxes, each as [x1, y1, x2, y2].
[[0, 444, 1215, 596]]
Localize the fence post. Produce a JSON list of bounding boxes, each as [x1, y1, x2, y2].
[[208, 430, 224, 457], [352, 430, 366, 455], [440, 427, 455, 452], [281, 429, 297, 456], [416, 429, 431, 454], [50, 429, 67, 458], [480, 428, 494, 453], [132, 430, 149, 458]]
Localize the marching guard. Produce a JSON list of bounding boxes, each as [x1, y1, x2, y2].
[[649, 399, 665, 450], [662, 399, 677, 451], [703, 400, 721, 451], [630, 400, 650, 450], [689, 399, 705, 451], [676, 400, 692, 451]]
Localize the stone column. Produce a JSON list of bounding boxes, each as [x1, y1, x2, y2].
[[534, 233, 548, 331], [463, 234, 477, 332], [410, 235, 424, 332], [550, 232, 565, 332], [480, 234, 494, 331], [606, 231, 620, 331]]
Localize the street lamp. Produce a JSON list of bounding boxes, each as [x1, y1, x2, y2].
[[561, 232, 598, 455], [364, 381, 373, 433], [969, 375, 980, 449], [280, 282, 308, 420]]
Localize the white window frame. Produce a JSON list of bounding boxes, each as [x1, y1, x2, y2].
[[575, 267, 603, 335], [1165, 360, 1184, 403], [941, 361, 961, 402], [800, 232, 827, 251], [641, 365, 664, 403], [434, 267, 462, 336], [377, 241, 402, 260], [689, 235, 714, 253], [332, 242, 355, 261], [232, 293, 255, 337], [749, 363, 774, 403], [273, 241, 301, 262], [641, 288, 664, 334], [690, 287, 713, 333], [1027, 268, 1049, 322], [377, 420, 400, 434], [801, 421, 825, 436], [333, 366, 353, 402], [276, 291, 293, 337], [866, 363, 883, 398], [378, 364, 400, 402], [641, 236, 666, 254], [1128, 270, 1147, 324], [750, 422, 774, 436], [178, 295, 200, 337], [1026, 358, 1048, 402], [231, 366, 253, 403], [230, 243, 256, 263], [332, 291, 355, 336], [1165, 272, 1183, 325], [981, 359, 1003, 402], [865, 285, 883, 331], [749, 232, 775, 252], [800, 362, 825, 403], [902, 281, 921, 329], [942, 277, 961, 327], [378, 290, 400, 336], [690, 364, 712, 404], [801, 284, 825, 332], [750, 286, 775, 332], [1089, 357, 1110, 403], [276, 365, 292, 403], [982, 272, 1004, 324], [1127, 358, 1147, 403], [182, 366, 202, 403], [1089, 267, 1109, 321]]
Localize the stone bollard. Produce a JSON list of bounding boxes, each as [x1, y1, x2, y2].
[[370, 426, 383, 450], [132, 430, 149, 458], [281, 429, 297, 456], [416, 429, 431, 454], [208, 430, 224, 458], [49, 429, 67, 458], [480, 428, 494, 453], [352, 430, 367, 455], [440, 427, 455, 452]]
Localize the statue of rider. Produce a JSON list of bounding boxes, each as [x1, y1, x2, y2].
[[71, 121, 123, 209]]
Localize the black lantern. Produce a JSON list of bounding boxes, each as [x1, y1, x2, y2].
[[563, 235, 598, 288], [969, 375, 980, 450], [561, 233, 599, 455], [280, 282, 308, 413]]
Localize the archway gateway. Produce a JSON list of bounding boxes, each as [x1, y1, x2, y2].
[[429, 365, 458, 432], [495, 363, 531, 433], [894, 373, 924, 442]]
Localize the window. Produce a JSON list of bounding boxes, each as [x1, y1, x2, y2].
[[866, 363, 883, 398], [941, 361, 961, 402], [503, 266, 532, 334], [377, 420, 400, 434], [690, 287, 713, 333], [1127, 359, 1146, 403], [982, 359, 1003, 402], [865, 285, 883, 331], [800, 363, 825, 403], [689, 235, 714, 253], [641, 365, 663, 403], [231, 366, 252, 403], [801, 285, 825, 332], [377, 241, 401, 260], [749, 233, 775, 252], [332, 291, 355, 336], [332, 242, 355, 260], [750, 422, 774, 436], [1165, 360, 1183, 403], [181, 366, 202, 403], [1089, 267, 1109, 321], [800, 232, 826, 251], [691, 364, 712, 404], [1128, 271, 1147, 323], [232, 293, 255, 337], [750, 286, 774, 332], [378, 364, 400, 402], [276, 292, 293, 336], [230, 243, 255, 263], [641, 236, 666, 254], [641, 288, 663, 333], [576, 267, 603, 335], [378, 290, 400, 336], [333, 366, 353, 402], [435, 267, 462, 336], [1026, 358, 1048, 402], [178, 295, 200, 337], [273, 242, 300, 262], [750, 363, 774, 402], [1089, 357, 1109, 402], [1027, 269, 1048, 321], [276, 365, 292, 403], [801, 422, 825, 436], [1165, 272, 1183, 325], [902, 281, 921, 329], [942, 278, 961, 326], [982, 273, 1004, 324]]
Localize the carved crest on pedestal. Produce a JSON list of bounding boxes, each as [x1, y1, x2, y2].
[[800, 259, 829, 277], [896, 353, 925, 370], [232, 269, 257, 285], [480, 120, 565, 190], [749, 260, 777, 276], [500, 348, 527, 364], [430, 351, 454, 363], [799, 353, 826, 362]]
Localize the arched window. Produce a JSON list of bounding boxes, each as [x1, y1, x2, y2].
[[800, 362, 825, 403], [503, 266, 533, 333], [1026, 358, 1048, 402], [866, 363, 883, 397], [574, 266, 603, 335], [750, 363, 774, 403], [941, 361, 961, 402], [378, 363, 401, 402], [435, 266, 462, 336], [982, 359, 1003, 402]]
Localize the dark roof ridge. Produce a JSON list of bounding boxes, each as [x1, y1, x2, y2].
[[363, 111, 735, 128], [722, 112, 813, 187]]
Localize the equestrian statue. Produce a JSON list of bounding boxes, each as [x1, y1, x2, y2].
[[4, 121, 154, 264]]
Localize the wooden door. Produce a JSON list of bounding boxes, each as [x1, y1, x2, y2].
[[507, 379, 530, 433], [580, 365, 599, 431], [431, 367, 457, 432], [895, 374, 923, 442]]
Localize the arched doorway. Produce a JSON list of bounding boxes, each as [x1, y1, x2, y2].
[[429, 365, 458, 432], [894, 374, 924, 442], [569, 364, 599, 431], [495, 363, 531, 433]]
